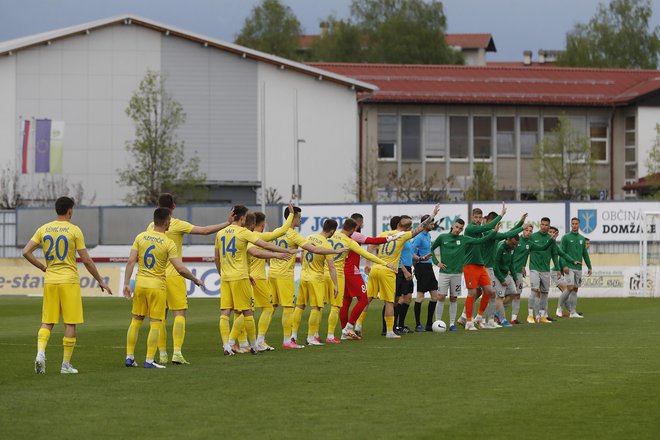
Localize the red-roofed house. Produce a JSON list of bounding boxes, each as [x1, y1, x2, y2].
[[310, 62, 660, 201]]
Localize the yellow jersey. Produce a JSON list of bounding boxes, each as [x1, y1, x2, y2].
[[376, 230, 414, 267], [131, 231, 177, 289], [268, 229, 309, 280], [245, 214, 295, 280], [215, 225, 260, 282], [325, 231, 388, 278], [148, 217, 194, 277], [30, 221, 86, 284], [300, 234, 333, 283]]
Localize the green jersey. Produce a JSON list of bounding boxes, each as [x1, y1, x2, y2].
[[512, 235, 554, 273], [560, 231, 592, 270], [431, 230, 497, 274], [463, 215, 502, 266], [493, 240, 517, 284], [482, 219, 524, 268], [528, 231, 560, 272]]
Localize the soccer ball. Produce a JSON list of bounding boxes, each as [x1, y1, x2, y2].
[[431, 320, 447, 333]]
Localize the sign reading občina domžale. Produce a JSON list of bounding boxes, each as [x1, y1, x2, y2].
[[570, 202, 659, 242]]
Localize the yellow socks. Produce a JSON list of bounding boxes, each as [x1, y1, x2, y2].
[[146, 321, 160, 361], [219, 315, 230, 345], [327, 306, 340, 338], [37, 327, 51, 355], [292, 307, 303, 334], [385, 316, 395, 333], [157, 319, 167, 355], [229, 314, 245, 344], [257, 306, 274, 339], [62, 337, 76, 364], [244, 315, 256, 346], [126, 318, 142, 357], [282, 307, 293, 342], [356, 311, 367, 327], [308, 309, 320, 338], [173, 315, 185, 355]]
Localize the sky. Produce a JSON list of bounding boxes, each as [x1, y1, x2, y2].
[[1, 0, 659, 62]]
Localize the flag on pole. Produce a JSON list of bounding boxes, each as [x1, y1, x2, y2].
[[49, 121, 64, 173], [35, 119, 51, 173], [21, 120, 30, 174]]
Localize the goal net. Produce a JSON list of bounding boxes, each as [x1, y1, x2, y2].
[[640, 211, 660, 298]]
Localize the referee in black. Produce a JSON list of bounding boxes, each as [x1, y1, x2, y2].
[[413, 215, 439, 332]]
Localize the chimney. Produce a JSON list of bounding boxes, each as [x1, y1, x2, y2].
[[538, 49, 546, 64], [523, 50, 532, 65], [319, 21, 329, 37]]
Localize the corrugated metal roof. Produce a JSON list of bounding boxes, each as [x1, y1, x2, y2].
[[308, 62, 660, 106], [0, 15, 377, 92]]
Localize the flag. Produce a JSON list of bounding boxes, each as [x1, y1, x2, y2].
[[35, 119, 51, 173], [49, 121, 64, 174], [21, 120, 30, 174]]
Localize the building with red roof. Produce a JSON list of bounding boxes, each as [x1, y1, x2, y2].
[[311, 62, 660, 201]]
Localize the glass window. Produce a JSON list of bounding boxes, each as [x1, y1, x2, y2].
[[520, 117, 538, 157], [377, 114, 396, 159], [496, 117, 514, 156], [401, 115, 421, 160], [625, 164, 637, 179], [450, 116, 468, 159], [591, 141, 607, 161], [590, 121, 608, 162], [543, 117, 559, 133], [625, 148, 636, 162], [625, 116, 636, 147], [424, 114, 446, 159], [625, 116, 635, 131], [473, 116, 491, 159]]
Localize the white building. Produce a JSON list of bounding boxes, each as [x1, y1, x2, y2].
[[0, 15, 375, 205]]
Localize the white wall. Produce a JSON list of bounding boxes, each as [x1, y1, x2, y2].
[[637, 106, 660, 177], [258, 62, 359, 204], [0, 56, 16, 169], [12, 23, 160, 205]]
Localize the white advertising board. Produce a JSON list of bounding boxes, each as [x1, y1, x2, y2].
[[569, 202, 659, 242], [477, 202, 567, 234], [287, 204, 374, 237]]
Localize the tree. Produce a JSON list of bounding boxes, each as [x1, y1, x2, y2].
[[235, 0, 302, 60], [643, 123, 660, 198], [383, 168, 451, 202], [557, 0, 660, 69], [464, 163, 497, 201], [312, 0, 463, 64], [0, 165, 22, 208], [118, 70, 206, 206], [534, 116, 596, 200]]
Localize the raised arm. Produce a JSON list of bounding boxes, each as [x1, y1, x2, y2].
[[190, 208, 235, 235], [301, 242, 347, 255], [256, 211, 295, 242], [255, 238, 300, 254], [22, 240, 46, 272], [348, 240, 396, 272], [465, 229, 499, 245], [122, 249, 138, 299], [78, 249, 112, 294], [411, 204, 440, 238]]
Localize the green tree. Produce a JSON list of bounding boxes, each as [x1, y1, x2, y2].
[[235, 0, 302, 60], [534, 116, 596, 200], [118, 70, 206, 206], [312, 0, 463, 64], [557, 0, 660, 69], [464, 163, 497, 201], [643, 123, 660, 198]]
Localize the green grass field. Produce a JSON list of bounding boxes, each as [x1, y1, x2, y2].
[[1, 297, 659, 439]]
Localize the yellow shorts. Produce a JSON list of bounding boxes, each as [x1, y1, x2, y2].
[[132, 286, 166, 321], [220, 279, 254, 311], [269, 277, 295, 307], [252, 279, 272, 308], [42, 283, 83, 324], [324, 275, 345, 307], [298, 279, 325, 307], [367, 267, 395, 303], [166, 275, 188, 310]]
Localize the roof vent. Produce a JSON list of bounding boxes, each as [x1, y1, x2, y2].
[[538, 50, 546, 64], [523, 50, 532, 66]]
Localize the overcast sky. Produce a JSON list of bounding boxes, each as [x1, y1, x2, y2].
[[1, 0, 659, 62]]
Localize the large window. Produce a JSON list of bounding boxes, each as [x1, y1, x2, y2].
[[473, 116, 491, 159], [496, 117, 514, 156], [423, 114, 446, 159], [590, 120, 608, 162], [377, 114, 397, 159], [401, 115, 421, 160], [520, 117, 538, 157], [450, 116, 468, 159]]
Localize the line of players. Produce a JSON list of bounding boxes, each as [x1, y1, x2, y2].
[[24, 195, 591, 372]]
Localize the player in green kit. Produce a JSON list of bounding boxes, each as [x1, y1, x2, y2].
[[556, 218, 592, 318]]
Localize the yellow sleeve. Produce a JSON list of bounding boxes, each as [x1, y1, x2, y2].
[[403, 231, 413, 241], [75, 226, 86, 250], [30, 227, 43, 244], [176, 220, 194, 234], [258, 213, 294, 241], [240, 229, 261, 244], [166, 239, 177, 260], [291, 230, 310, 247], [131, 235, 139, 251], [349, 239, 387, 266]]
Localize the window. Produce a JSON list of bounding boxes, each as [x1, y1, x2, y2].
[[424, 114, 446, 159], [473, 116, 491, 159], [377, 114, 396, 159], [449, 116, 468, 159], [625, 116, 636, 164], [543, 116, 560, 154], [496, 117, 514, 156], [625, 164, 637, 179], [590, 120, 608, 162], [520, 117, 538, 157], [401, 115, 421, 160]]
